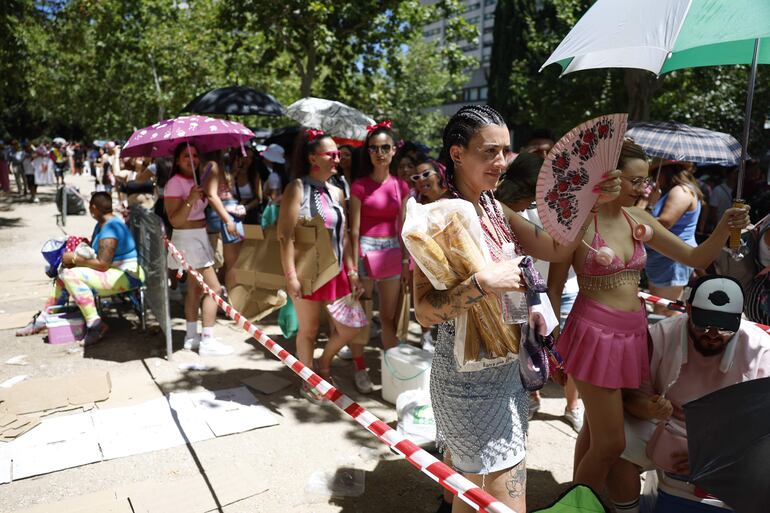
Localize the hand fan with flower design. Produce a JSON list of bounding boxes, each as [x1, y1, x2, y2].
[[536, 113, 628, 245]]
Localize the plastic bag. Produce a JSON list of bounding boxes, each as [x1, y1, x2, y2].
[[278, 297, 299, 339], [402, 198, 520, 372], [396, 389, 436, 449]]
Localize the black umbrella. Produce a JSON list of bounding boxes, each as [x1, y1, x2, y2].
[[684, 376, 770, 513], [181, 86, 284, 116]]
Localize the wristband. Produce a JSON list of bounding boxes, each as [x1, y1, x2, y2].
[[471, 273, 486, 295], [72, 254, 77, 265], [285, 269, 297, 279]]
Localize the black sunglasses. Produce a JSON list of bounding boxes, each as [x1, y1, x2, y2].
[[368, 144, 393, 154]]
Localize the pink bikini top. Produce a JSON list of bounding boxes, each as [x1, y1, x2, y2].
[[582, 211, 647, 277]]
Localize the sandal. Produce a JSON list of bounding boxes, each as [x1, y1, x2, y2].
[[15, 311, 46, 337], [299, 383, 326, 405]]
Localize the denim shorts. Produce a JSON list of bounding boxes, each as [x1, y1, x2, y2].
[[205, 198, 242, 245], [359, 235, 400, 281]]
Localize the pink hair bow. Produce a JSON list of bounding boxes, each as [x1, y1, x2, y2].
[[366, 120, 392, 132], [306, 128, 325, 141]]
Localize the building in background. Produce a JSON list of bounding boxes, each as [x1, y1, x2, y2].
[[421, 0, 496, 116]]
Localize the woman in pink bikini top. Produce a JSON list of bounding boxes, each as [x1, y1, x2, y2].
[[548, 139, 751, 497], [579, 209, 647, 291]]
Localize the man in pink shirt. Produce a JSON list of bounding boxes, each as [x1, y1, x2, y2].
[[607, 275, 770, 513]]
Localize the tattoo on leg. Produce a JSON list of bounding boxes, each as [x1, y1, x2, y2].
[[505, 462, 526, 499]]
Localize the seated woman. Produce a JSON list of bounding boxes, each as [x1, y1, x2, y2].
[[17, 192, 145, 345]]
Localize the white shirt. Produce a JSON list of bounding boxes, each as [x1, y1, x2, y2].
[[519, 207, 579, 294]]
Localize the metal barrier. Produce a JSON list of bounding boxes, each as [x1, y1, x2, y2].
[[128, 205, 173, 359]]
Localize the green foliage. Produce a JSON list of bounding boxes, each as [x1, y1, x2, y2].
[[488, 0, 770, 153], [1, 0, 471, 146]]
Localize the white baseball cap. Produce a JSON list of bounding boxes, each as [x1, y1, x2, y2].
[[261, 143, 285, 164], [688, 275, 744, 332]]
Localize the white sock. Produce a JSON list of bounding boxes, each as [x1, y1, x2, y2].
[[613, 499, 640, 513], [201, 326, 214, 340], [186, 321, 198, 339]]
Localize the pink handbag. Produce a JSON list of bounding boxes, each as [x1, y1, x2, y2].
[[364, 248, 402, 279]]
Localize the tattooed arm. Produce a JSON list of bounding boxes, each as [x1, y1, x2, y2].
[[413, 257, 525, 327]]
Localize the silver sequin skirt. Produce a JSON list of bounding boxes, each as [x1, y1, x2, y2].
[[430, 322, 528, 474]]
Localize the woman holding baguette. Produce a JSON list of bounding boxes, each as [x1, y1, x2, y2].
[[412, 105, 621, 513]]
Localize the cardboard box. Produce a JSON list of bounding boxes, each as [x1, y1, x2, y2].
[[233, 215, 339, 296]]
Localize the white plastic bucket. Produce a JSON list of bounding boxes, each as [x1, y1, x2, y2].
[[381, 344, 432, 404]]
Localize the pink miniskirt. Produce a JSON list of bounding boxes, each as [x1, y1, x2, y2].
[[556, 294, 650, 389]]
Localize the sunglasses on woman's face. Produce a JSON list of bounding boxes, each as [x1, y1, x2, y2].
[[410, 169, 436, 182], [368, 144, 392, 154], [319, 151, 341, 159]]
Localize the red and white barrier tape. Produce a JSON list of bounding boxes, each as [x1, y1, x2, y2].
[[639, 291, 770, 335], [165, 239, 516, 513]]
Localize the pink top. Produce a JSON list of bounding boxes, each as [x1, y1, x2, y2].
[[351, 175, 409, 238], [165, 174, 207, 221], [583, 211, 647, 276]]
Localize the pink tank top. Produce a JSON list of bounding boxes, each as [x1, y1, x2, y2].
[[583, 211, 647, 277]]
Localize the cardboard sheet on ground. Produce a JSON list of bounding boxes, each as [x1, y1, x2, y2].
[[0, 370, 110, 415], [13, 463, 266, 513], [0, 444, 11, 484], [241, 373, 292, 395], [93, 397, 213, 460], [185, 386, 279, 436], [9, 412, 102, 480], [95, 366, 163, 409]]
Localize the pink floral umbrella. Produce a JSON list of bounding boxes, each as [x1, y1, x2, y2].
[[121, 115, 254, 158]]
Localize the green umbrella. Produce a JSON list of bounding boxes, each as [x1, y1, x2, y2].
[[542, 0, 770, 247]]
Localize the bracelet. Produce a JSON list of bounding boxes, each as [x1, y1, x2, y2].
[[285, 269, 297, 279], [471, 273, 486, 296], [72, 254, 77, 265], [347, 270, 359, 278]]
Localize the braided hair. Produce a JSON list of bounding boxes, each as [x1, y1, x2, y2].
[[439, 105, 516, 247]]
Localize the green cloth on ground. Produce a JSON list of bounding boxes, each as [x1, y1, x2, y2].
[[532, 484, 608, 513]]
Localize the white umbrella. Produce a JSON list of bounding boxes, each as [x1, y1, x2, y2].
[[53, 137, 67, 145], [541, 0, 770, 250], [285, 97, 375, 141]]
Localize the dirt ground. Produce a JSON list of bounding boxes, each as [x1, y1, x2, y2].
[[0, 173, 579, 513]]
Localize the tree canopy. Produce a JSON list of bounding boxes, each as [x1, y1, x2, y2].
[[1, 0, 475, 146]]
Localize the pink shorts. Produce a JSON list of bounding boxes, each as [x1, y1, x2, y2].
[[556, 294, 650, 389], [302, 269, 351, 302]]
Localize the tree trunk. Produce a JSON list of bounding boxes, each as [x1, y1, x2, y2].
[[625, 69, 658, 122], [300, 45, 317, 97], [149, 54, 165, 121]]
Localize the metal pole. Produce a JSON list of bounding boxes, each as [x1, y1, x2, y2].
[[730, 38, 760, 254], [736, 38, 761, 199], [61, 184, 67, 227]]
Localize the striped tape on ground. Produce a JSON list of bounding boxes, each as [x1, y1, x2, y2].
[[165, 239, 516, 513]]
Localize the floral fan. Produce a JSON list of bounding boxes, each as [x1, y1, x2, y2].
[[536, 113, 628, 245]]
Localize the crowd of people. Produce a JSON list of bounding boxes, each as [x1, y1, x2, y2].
[[7, 104, 770, 513]]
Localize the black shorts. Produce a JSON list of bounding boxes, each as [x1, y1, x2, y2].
[[25, 174, 35, 187]]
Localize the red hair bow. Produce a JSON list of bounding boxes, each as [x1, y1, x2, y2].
[[366, 120, 392, 132], [306, 128, 325, 141]]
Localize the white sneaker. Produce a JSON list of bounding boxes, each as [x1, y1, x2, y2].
[[198, 337, 234, 356], [183, 335, 200, 351], [354, 369, 374, 394], [564, 406, 584, 433], [337, 345, 353, 360], [421, 332, 435, 353]]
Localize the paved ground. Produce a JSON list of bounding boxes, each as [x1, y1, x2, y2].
[[0, 174, 579, 513]]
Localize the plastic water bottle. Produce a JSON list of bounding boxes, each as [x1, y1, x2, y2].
[[500, 242, 528, 324]]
